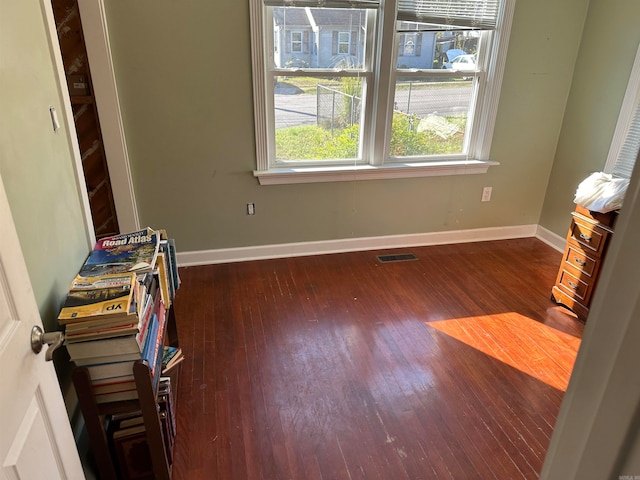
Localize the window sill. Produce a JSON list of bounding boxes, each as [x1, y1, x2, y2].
[[253, 160, 499, 185]]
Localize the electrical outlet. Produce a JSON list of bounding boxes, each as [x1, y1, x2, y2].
[[482, 187, 492, 202], [247, 203, 255, 215]]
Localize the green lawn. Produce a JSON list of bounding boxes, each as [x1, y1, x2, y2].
[[279, 76, 469, 94], [276, 113, 466, 160]]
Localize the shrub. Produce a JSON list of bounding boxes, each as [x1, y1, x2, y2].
[[275, 114, 465, 160], [390, 113, 465, 156]]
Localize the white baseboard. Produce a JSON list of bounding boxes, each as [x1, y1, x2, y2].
[[535, 225, 566, 252], [176, 224, 539, 266]]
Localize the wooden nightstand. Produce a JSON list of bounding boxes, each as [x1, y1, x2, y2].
[[551, 205, 617, 321]]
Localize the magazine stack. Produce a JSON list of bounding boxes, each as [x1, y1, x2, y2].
[[59, 227, 180, 403]]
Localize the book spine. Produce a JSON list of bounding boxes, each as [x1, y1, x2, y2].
[[135, 293, 154, 347]]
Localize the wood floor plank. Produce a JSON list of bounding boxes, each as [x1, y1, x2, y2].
[[171, 238, 582, 479]]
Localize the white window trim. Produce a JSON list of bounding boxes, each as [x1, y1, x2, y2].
[[254, 160, 499, 185], [291, 30, 303, 53], [402, 34, 417, 56], [604, 42, 640, 178], [250, 0, 514, 186], [338, 31, 351, 55]]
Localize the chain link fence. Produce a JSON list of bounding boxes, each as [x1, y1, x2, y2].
[[317, 85, 361, 134]]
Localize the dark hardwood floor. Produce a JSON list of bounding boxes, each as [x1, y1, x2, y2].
[[170, 238, 583, 480]]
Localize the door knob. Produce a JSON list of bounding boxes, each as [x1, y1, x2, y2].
[[31, 326, 64, 361]]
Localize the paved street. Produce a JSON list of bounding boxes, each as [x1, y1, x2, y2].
[[275, 94, 318, 129], [274, 83, 472, 129]]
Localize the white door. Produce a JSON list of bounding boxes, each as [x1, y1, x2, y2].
[[0, 174, 85, 479]]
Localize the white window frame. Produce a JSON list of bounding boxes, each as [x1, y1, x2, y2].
[[250, 0, 514, 185], [338, 31, 351, 55], [290, 30, 303, 53], [604, 43, 640, 179], [402, 33, 417, 56]]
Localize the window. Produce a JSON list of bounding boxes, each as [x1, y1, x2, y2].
[[605, 43, 640, 180], [338, 31, 351, 55], [250, 0, 514, 185], [404, 39, 415, 56], [401, 33, 418, 56], [291, 30, 303, 53]]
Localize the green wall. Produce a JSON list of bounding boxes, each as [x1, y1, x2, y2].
[[0, 0, 92, 421], [0, 0, 91, 328], [540, 0, 640, 235], [103, 0, 588, 252]]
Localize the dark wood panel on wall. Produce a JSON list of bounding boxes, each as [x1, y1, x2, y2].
[[51, 0, 119, 238]]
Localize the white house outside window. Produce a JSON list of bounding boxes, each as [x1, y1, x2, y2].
[[250, 0, 514, 185]]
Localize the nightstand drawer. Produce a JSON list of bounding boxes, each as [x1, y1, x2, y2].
[[552, 206, 617, 321], [557, 269, 590, 303], [564, 246, 597, 277], [568, 217, 610, 255]]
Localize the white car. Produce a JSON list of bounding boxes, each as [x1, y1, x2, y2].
[[442, 49, 466, 69], [450, 54, 477, 72]]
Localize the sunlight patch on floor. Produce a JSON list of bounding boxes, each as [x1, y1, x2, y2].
[[426, 312, 581, 391]]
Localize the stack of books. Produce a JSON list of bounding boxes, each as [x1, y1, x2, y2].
[[157, 376, 177, 462], [107, 411, 152, 479], [59, 228, 181, 403], [161, 346, 184, 374], [106, 376, 178, 478]]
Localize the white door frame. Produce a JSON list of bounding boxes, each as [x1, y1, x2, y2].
[[75, 0, 139, 233], [42, 0, 95, 249], [541, 153, 640, 477]]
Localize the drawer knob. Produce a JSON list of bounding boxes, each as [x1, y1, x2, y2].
[[579, 233, 592, 242], [567, 280, 579, 290], [574, 257, 587, 266]]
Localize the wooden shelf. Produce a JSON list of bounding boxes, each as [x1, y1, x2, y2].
[[72, 306, 179, 480]]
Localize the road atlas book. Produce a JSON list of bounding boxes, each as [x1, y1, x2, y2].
[[78, 228, 160, 277]]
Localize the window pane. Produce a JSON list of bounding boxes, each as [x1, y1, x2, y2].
[[338, 32, 350, 54], [292, 31, 303, 53], [274, 76, 363, 161], [403, 34, 416, 56], [396, 27, 480, 70], [271, 7, 368, 69], [390, 78, 473, 157]]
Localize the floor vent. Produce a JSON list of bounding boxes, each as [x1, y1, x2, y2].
[[376, 253, 418, 263]]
